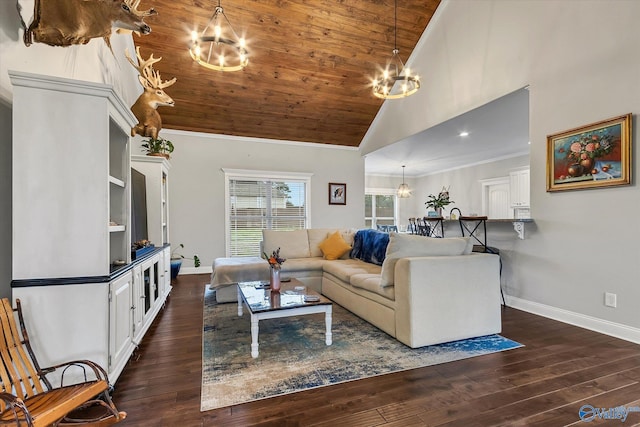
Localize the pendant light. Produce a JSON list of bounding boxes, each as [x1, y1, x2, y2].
[[397, 165, 411, 198], [372, 0, 420, 99], [189, 0, 249, 72]]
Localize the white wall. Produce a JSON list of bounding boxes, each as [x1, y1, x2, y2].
[[363, 0, 640, 340], [153, 130, 365, 273], [0, 101, 11, 298]]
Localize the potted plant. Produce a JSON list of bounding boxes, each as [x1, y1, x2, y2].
[[170, 244, 201, 279], [424, 188, 454, 217], [141, 136, 174, 159]]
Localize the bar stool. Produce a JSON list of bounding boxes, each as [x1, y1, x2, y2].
[[408, 218, 418, 235], [423, 216, 444, 238], [451, 208, 505, 306], [416, 217, 430, 236]]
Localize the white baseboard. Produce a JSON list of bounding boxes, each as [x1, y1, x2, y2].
[[178, 266, 213, 276], [506, 295, 640, 345]]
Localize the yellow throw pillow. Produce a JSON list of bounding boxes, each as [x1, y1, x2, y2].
[[318, 231, 352, 260]]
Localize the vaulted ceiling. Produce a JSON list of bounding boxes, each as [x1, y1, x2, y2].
[[134, 0, 441, 147]]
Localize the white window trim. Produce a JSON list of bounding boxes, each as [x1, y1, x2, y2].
[[222, 168, 313, 257], [364, 187, 399, 229]]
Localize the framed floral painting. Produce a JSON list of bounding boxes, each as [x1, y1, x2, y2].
[[328, 183, 346, 205], [547, 113, 632, 192]]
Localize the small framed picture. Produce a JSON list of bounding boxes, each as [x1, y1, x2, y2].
[[328, 183, 346, 205], [547, 113, 632, 192]]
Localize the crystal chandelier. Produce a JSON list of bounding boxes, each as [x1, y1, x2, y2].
[[372, 0, 420, 99], [397, 165, 412, 198], [189, 0, 248, 72]]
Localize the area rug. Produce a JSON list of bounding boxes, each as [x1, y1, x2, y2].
[[201, 288, 522, 411]]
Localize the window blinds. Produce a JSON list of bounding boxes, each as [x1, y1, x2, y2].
[[228, 179, 307, 256]]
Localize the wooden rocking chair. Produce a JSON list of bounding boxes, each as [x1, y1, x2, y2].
[[0, 298, 126, 426]]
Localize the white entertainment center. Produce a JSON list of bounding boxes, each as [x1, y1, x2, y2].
[[10, 71, 171, 384]]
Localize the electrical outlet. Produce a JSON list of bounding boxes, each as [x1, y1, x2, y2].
[[605, 292, 617, 308]]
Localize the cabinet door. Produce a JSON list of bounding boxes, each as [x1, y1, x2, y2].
[[132, 265, 144, 340], [510, 169, 530, 207], [519, 169, 530, 206], [140, 258, 157, 319], [109, 272, 133, 375], [161, 246, 171, 298]]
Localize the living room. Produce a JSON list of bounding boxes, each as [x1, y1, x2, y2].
[[1, 0, 640, 424]]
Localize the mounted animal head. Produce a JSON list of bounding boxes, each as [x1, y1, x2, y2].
[[22, 0, 157, 47], [114, 0, 157, 33], [126, 46, 176, 138]]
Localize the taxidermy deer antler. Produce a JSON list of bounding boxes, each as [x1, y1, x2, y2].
[[126, 46, 176, 139], [21, 0, 157, 50]]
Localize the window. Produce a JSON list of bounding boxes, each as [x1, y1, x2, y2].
[[365, 190, 397, 229], [224, 169, 312, 257]]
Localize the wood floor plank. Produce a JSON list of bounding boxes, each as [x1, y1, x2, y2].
[[112, 274, 640, 426]]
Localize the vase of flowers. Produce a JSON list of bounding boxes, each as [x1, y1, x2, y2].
[[264, 247, 286, 292], [424, 187, 454, 217]]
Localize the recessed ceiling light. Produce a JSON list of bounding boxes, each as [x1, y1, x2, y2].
[[459, 131, 469, 137]]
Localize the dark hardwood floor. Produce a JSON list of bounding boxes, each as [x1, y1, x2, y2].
[[113, 274, 640, 426]]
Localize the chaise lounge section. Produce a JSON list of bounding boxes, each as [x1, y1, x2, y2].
[[211, 228, 502, 348]]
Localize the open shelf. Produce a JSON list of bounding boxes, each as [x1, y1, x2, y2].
[[109, 176, 125, 187]]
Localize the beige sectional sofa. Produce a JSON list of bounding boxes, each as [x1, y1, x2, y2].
[[211, 228, 502, 348]]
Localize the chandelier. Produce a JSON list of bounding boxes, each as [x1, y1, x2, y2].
[[189, 0, 248, 72], [397, 165, 412, 198], [372, 0, 420, 99]]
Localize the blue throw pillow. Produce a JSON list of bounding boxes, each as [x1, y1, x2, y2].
[[350, 229, 390, 266]]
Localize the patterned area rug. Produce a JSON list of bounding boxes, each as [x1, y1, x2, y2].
[[201, 288, 522, 411]]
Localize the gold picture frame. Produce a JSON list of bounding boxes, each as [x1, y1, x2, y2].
[[546, 113, 632, 192], [328, 183, 346, 205]]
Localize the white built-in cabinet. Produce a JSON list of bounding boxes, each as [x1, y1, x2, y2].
[[131, 155, 171, 247], [9, 71, 171, 384], [509, 167, 530, 208]]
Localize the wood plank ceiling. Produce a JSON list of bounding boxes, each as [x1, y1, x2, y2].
[[134, 0, 441, 147]]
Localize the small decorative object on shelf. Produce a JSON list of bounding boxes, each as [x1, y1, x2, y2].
[[170, 244, 201, 279], [264, 248, 286, 292], [141, 136, 174, 159], [131, 239, 155, 260], [425, 186, 454, 217]]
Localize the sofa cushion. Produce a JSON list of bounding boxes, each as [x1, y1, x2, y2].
[[307, 229, 331, 257], [380, 233, 472, 287], [350, 229, 390, 266], [349, 273, 394, 300], [318, 231, 352, 260], [262, 229, 310, 259], [280, 257, 326, 273], [323, 259, 381, 283], [210, 257, 268, 287], [338, 229, 356, 260]]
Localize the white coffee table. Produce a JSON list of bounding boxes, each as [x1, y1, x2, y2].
[[237, 279, 333, 358]]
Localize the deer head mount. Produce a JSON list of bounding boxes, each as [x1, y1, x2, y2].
[[126, 46, 176, 139], [21, 0, 156, 49]]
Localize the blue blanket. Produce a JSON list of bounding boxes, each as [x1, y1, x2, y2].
[[350, 229, 390, 266]]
